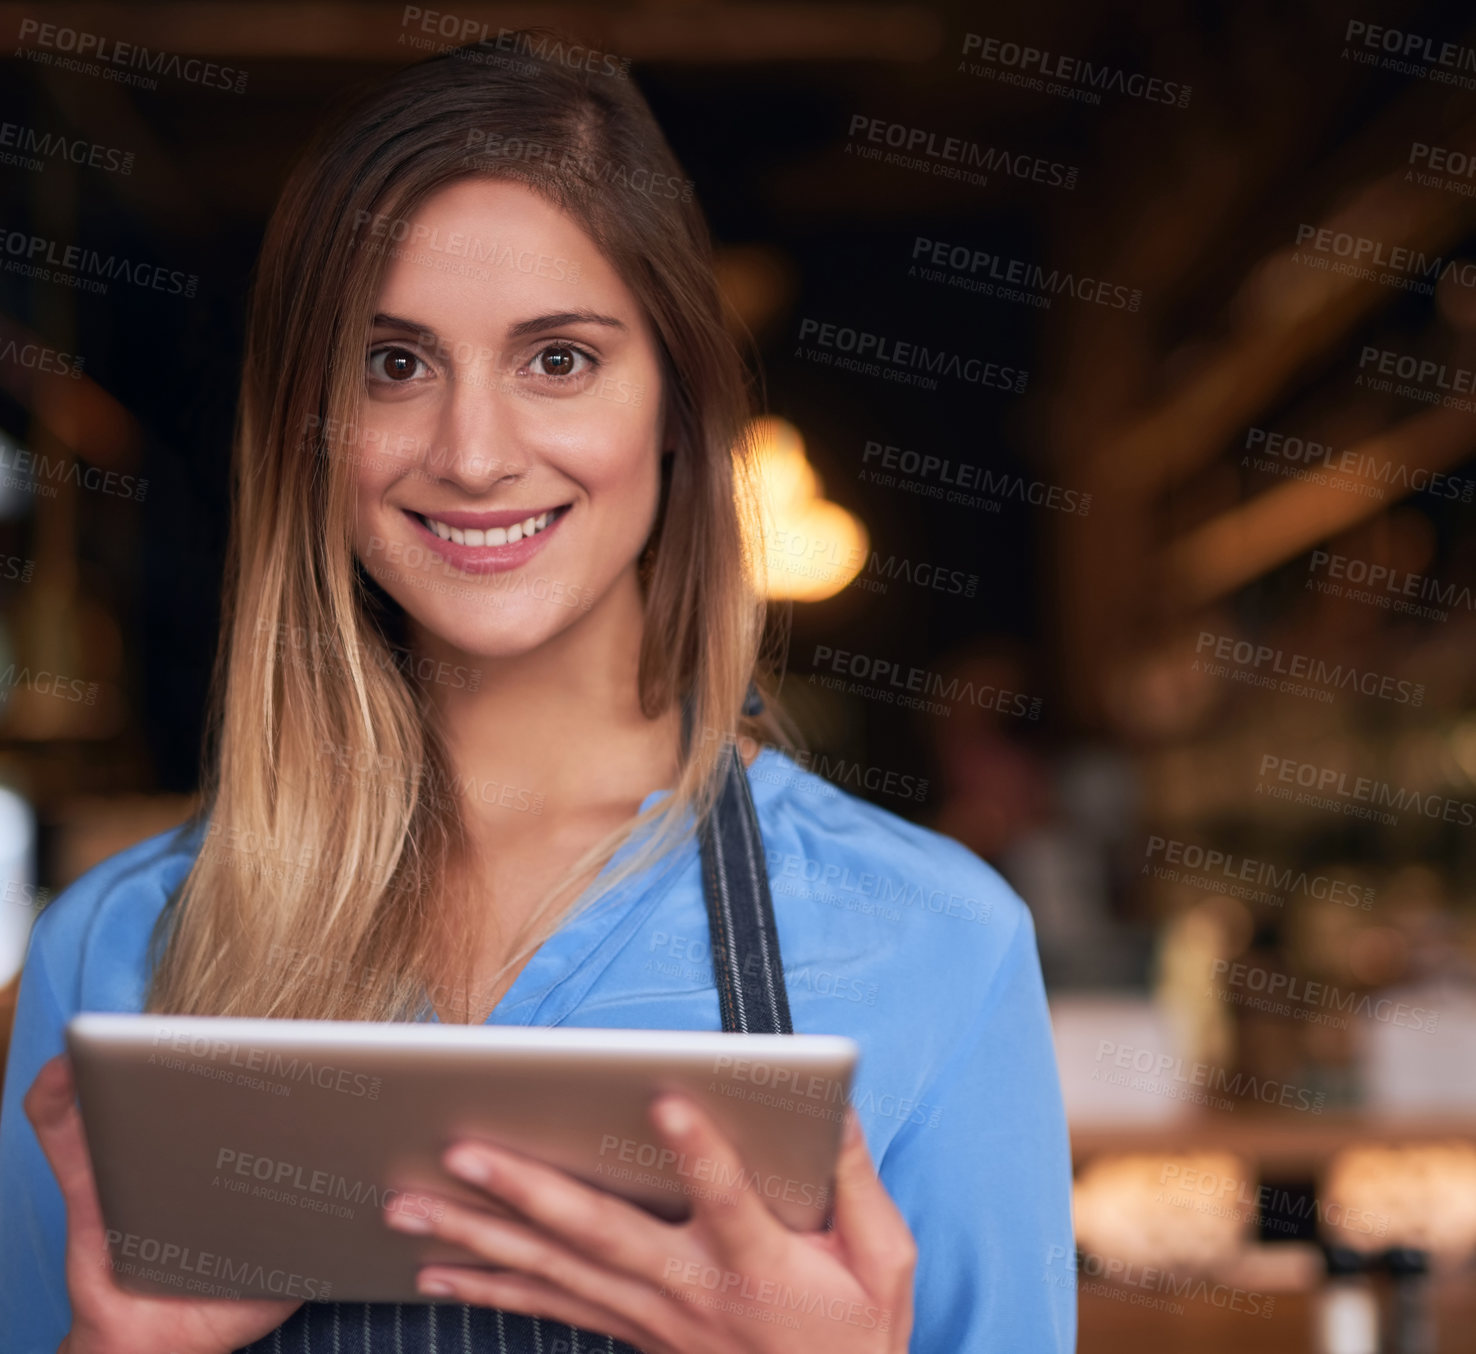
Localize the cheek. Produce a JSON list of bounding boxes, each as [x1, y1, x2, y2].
[[350, 456, 424, 579], [546, 402, 663, 506], [352, 465, 397, 539]]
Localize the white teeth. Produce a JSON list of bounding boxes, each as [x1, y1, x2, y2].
[[420, 509, 562, 546]]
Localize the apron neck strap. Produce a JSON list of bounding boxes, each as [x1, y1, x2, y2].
[[683, 685, 793, 1036]]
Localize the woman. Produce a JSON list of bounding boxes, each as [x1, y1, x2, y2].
[[0, 32, 1075, 1354]]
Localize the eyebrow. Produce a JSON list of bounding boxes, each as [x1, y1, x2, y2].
[[507, 310, 626, 339], [371, 310, 627, 342]]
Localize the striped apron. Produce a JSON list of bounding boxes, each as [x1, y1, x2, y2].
[[236, 729, 793, 1353]]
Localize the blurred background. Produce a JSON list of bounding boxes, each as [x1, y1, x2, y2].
[[3, 1, 1476, 1349]]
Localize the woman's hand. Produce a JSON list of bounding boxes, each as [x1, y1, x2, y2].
[[24, 1053, 301, 1354], [382, 1095, 916, 1352]]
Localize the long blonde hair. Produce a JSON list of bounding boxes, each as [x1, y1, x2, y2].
[[146, 34, 791, 1022]]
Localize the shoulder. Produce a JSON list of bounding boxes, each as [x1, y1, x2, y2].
[[750, 746, 1031, 985], [24, 820, 204, 1011]]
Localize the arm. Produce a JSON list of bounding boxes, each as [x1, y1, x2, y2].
[[1, 875, 302, 1354], [0, 922, 75, 1354], [876, 904, 1076, 1353]]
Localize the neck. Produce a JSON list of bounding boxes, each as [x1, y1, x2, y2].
[[406, 568, 683, 827]]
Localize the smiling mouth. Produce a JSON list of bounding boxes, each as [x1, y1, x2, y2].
[[410, 505, 571, 547]]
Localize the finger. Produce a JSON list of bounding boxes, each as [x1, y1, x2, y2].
[[829, 1109, 917, 1321], [23, 1056, 112, 1271], [385, 1185, 520, 1227], [647, 1094, 775, 1259], [436, 1140, 679, 1283], [394, 1197, 669, 1341], [414, 1265, 663, 1351]]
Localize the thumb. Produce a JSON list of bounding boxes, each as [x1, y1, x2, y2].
[[23, 1054, 111, 1263], [828, 1107, 917, 1297]]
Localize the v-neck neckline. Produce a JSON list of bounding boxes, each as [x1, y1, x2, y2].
[[420, 746, 786, 1028], [473, 779, 682, 1026]]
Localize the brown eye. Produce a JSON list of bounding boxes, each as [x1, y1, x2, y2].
[[367, 346, 428, 383], [383, 348, 418, 380], [538, 346, 577, 377]]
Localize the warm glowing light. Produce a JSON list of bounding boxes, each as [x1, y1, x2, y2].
[[1074, 1152, 1253, 1270], [742, 416, 868, 601], [1324, 1141, 1476, 1259]]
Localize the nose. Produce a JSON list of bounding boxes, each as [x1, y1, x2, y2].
[[423, 366, 526, 492]]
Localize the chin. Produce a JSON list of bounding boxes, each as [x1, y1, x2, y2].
[[411, 591, 588, 659]]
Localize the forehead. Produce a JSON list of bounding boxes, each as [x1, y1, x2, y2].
[[371, 177, 634, 320]]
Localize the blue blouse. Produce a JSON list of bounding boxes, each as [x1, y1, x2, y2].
[[0, 746, 1075, 1352]]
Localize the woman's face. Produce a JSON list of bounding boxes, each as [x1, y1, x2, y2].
[[350, 177, 667, 660]]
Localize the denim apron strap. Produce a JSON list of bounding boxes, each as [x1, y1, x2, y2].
[[235, 697, 789, 1353], [698, 741, 793, 1037]]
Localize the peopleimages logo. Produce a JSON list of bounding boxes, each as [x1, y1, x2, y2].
[[1242, 425, 1476, 504], [1092, 1040, 1325, 1113], [1209, 959, 1439, 1034], [1193, 631, 1424, 706], [766, 527, 979, 600], [1, 879, 52, 911], [1291, 223, 1476, 295], [462, 131, 695, 204], [808, 643, 1043, 722], [0, 337, 84, 379], [1341, 21, 1476, 91], [397, 7, 631, 79], [597, 1133, 831, 1209], [860, 440, 1090, 515], [0, 664, 98, 705], [256, 618, 483, 691], [148, 1028, 383, 1100], [0, 225, 198, 298], [1156, 1162, 1388, 1239], [0, 121, 134, 175], [958, 33, 1192, 108], [1355, 345, 1476, 413], [774, 852, 993, 929], [103, 1230, 330, 1300], [1257, 753, 1476, 828], [15, 19, 249, 93], [909, 236, 1141, 312], [352, 207, 581, 282], [795, 318, 1027, 394], [1308, 548, 1476, 624], [0, 442, 147, 504], [695, 728, 930, 805], [658, 1258, 888, 1333], [1407, 141, 1476, 197], [1141, 834, 1374, 910], [845, 113, 1077, 191], [213, 1147, 446, 1222], [1046, 1244, 1275, 1320], [315, 738, 546, 816]]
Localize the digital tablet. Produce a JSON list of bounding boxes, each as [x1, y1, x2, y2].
[[64, 1013, 859, 1304]]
